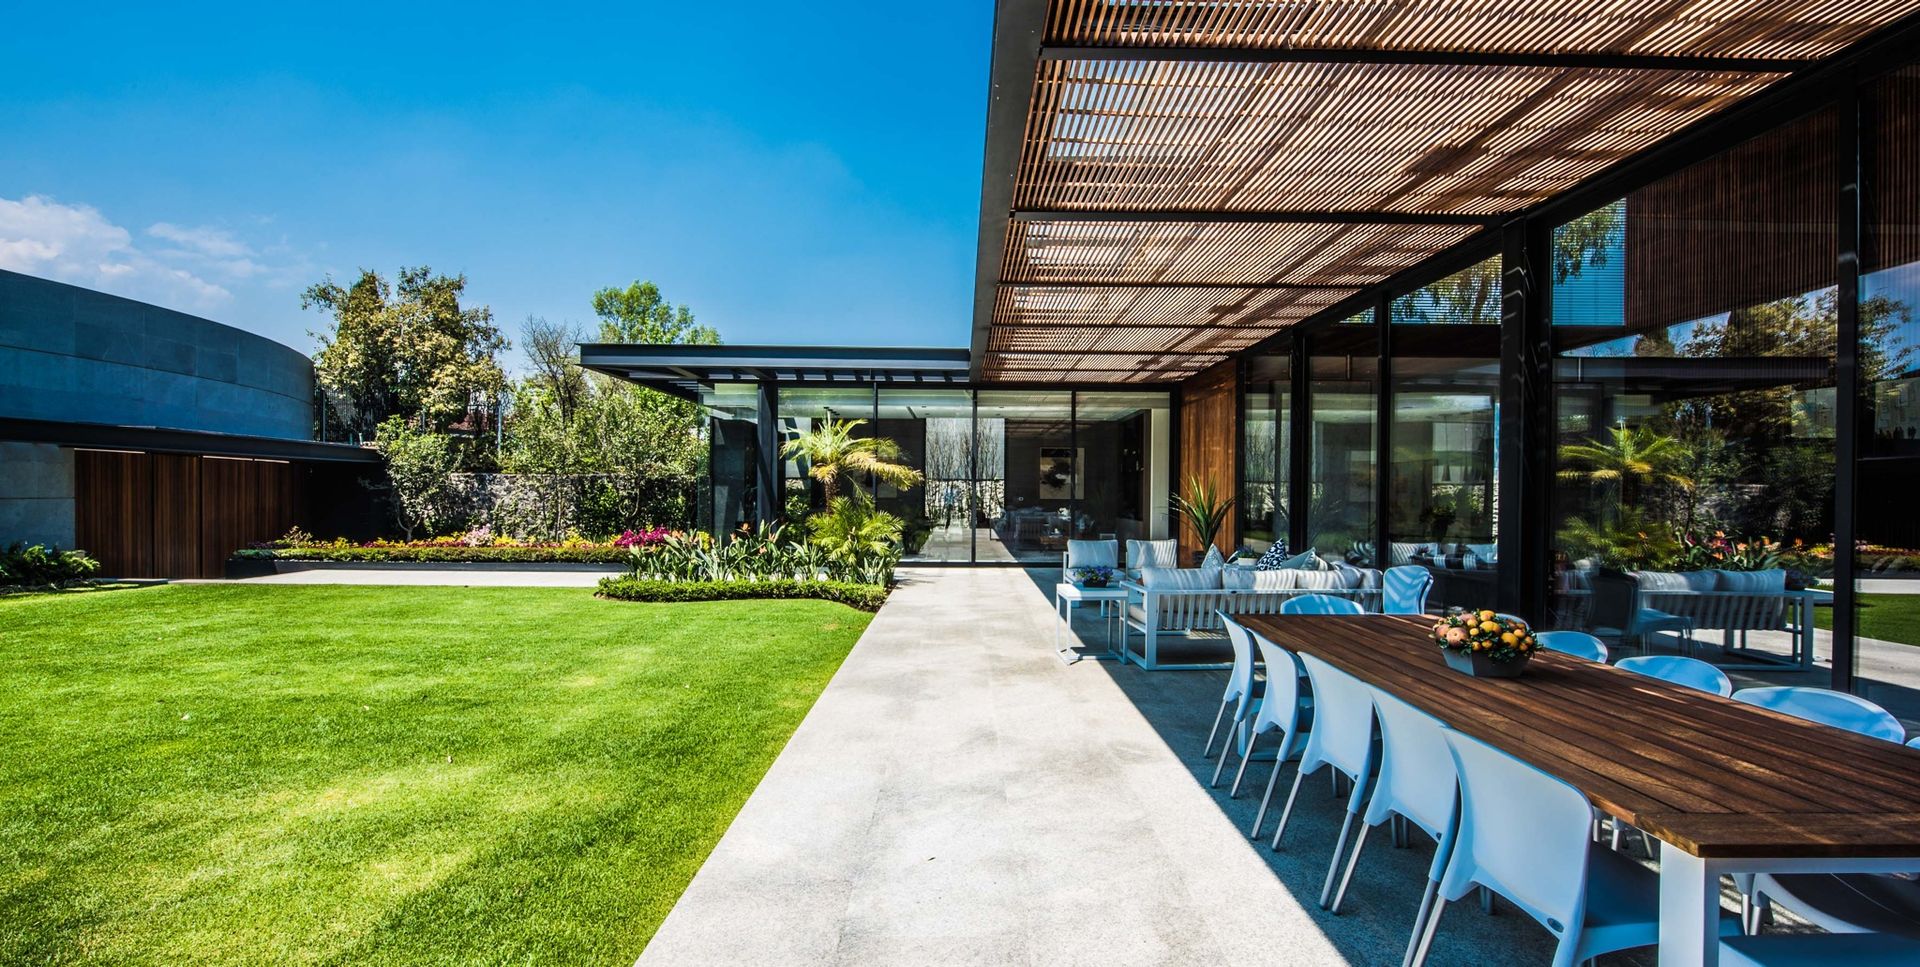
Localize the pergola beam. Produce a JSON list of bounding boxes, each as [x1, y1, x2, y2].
[[1012, 208, 1495, 226], [1038, 45, 1809, 74], [1002, 279, 1357, 290]]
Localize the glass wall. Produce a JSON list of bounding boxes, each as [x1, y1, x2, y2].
[[1306, 315, 1379, 565], [1548, 109, 1841, 678], [1241, 353, 1288, 552], [1856, 65, 1920, 719], [778, 386, 876, 522], [877, 388, 974, 563], [976, 390, 1074, 563], [1389, 259, 1502, 609], [705, 383, 763, 536], [1078, 392, 1170, 550]]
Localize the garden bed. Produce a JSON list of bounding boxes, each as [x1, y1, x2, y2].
[[596, 577, 889, 612], [232, 544, 632, 566]]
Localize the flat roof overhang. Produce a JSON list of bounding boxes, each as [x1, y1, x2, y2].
[[579, 344, 973, 400], [970, 0, 1920, 385], [0, 417, 381, 464]]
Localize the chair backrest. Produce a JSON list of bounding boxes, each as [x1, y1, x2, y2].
[[1281, 593, 1365, 615], [1382, 565, 1433, 615], [1615, 655, 1733, 697], [1365, 687, 1457, 839], [1126, 539, 1179, 571], [1732, 686, 1907, 743], [1249, 630, 1305, 734], [1218, 613, 1258, 706], [1297, 653, 1378, 780], [1536, 630, 1607, 663], [1066, 539, 1118, 570], [1441, 730, 1595, 957]]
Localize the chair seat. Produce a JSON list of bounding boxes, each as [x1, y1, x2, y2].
[[1755, 873, 1920, 938], [1576, 844, 1739, 959], [1638, 608, 1692, 630], [1720, 932, 1920, 967]]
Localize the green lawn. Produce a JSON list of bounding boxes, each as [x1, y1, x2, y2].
[[0, 584, 870, 966], [1813, 592, 1920, 646]]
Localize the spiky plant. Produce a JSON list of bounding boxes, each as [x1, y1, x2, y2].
[[780, 418, 924, 502], [1171, 476, 1237, 555]]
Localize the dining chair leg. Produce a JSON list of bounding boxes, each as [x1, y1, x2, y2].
[[1320, 807, 1362, 908], [1409, 896, 1447, 967], [1270, 767, 1310, 850], [1250, 751, 1288, 838], [1210, 720, 1241, 787], [1327, 818, 1372, 914], [1402, 878, 1440, 967], [1228, 730, 1261, 798], [1479, 886, 1494, 915], [1202, 697, 1230, 758], [1610, 818, 1623, 851]]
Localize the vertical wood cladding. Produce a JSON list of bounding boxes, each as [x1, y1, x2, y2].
[[73, 451, 302, 578], [1177, 359, 1240, 560]]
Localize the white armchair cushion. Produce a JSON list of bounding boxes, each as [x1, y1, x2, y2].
[[1139, 566, 1224, 591], [1127, 539, 1179, 571], [1223, 568, 1299, 591], [1637, 570, 1719, 593], [1715, 568, 1786, 593], [1292, 570, 1348, 591], [1066, 539, 1119, 569]]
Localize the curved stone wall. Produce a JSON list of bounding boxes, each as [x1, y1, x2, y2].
[[0, 269, 314, 440]]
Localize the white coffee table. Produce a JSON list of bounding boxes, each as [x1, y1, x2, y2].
[[1055, 582, 1126, 663]]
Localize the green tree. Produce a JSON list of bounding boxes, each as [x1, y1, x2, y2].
[[591, 281, 719, 345], [374, 416, 463, 540], [1558, 425, 1695, 515], [780, 419, 924, 503], [519, 316, 588, 421], [306, 267, 507, 438]]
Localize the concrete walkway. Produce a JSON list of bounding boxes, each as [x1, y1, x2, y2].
[[637, 567, 1588, 966]]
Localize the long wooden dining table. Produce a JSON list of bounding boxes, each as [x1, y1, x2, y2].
[[1240, 613, 1920, 967]]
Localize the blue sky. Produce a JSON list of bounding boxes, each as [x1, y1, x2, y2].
[[0, 3, 993, 366]]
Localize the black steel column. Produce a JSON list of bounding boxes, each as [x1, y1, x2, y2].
[[1288, 329, 1312, 553], [754, 380, 779, 529], [1833, 85, 1864, 693], [1374, 295, 1393, 570], [1496, 217, 1555, 622], [1069, 390, 1078, 539]]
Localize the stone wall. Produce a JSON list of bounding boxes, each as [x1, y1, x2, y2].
[[0, 442, 75, 547]]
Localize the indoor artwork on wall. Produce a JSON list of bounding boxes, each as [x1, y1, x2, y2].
[[1038, 447, 1083, 500]]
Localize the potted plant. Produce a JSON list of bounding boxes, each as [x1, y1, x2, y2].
[[1171, 476, 1237, 566], [1072, 565, 1115, 589], [1431, 608, 1538, 678]]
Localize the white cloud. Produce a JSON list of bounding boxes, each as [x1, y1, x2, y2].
[[148, 221, 254, 260], [0, 194, 234, 309]]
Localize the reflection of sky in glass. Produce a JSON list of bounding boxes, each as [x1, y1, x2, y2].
[[1553, 203, 1627, 328], [1865, 260, 1920, 378]]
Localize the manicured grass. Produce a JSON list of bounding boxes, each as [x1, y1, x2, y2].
[[1813, 591, 1920, 646], [0, 584, 870, 966]]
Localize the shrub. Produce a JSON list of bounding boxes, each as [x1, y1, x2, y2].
[[236, 544, 630, 564], [594, 577, 888, 612], [1, 543, 101, 588]]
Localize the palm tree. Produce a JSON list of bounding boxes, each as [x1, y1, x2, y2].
[[780, 418, 923, 503], [1558, 425, 1694, 511]]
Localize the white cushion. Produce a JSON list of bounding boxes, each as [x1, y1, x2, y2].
[[1066, 539, 1118, 569], [1465, 542, 1498, 563], [1140, 567, 1223, 591], [1201, 545, 1225, 569], [1276, 548, 1322, 570], [1716, 569, 1786, 593], [1127, 539, 1179, 570], [1224, 568, 1298, 591], [1389, 541, 1432, 566], [1292, 570, 1347, 591]]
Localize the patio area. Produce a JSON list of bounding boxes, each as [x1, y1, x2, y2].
[[638, 567, 1600, 965]]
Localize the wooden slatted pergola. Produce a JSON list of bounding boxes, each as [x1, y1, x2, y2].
[[972, 0, 1920, 383]]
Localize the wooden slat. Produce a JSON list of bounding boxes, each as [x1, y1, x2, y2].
[[1242, 613, 1920, 859], [73, 449, 153, 579], [1177, 360, 1238, 558]]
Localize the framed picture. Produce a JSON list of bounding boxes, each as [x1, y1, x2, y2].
[[1037, 447, 1083, 500]]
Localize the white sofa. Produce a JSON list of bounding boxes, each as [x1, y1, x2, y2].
[[1119, 565, 1382, 670]]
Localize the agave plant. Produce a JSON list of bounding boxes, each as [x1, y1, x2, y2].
[[1171, 476, 1237, 557]]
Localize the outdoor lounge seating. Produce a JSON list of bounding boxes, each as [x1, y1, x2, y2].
[[1120, 565, 1381, 670]]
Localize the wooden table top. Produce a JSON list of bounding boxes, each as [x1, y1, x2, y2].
[[1240, 614, 1920, 859]]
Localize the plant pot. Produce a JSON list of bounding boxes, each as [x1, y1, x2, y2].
[[1441, 649, 1531, 679], [1079, 579, 1109, 589]]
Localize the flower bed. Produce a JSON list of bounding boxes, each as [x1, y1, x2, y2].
[[233, 528, 651, 565], [594, 577, 889, 612]]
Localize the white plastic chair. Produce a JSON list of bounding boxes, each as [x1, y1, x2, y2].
[[1217, 627, 1312, 807], [1909, 736, 1920, 750], [1327, 686, 1460, 966], [1731, 687, 1907, 743], [1536, 630, 1608, 663], [1615, 654, 1733, 696], [1719, 933, 1920, 966], [1748, 870, 1920, 939], [1247, 631, 1312, 838], [1206, 614, 1260, 775], [1382, 565, 1433, 615], [1411, 730, 1734, 967], [1281, 593, 1366, 616], [1271, 654, 1378, 905]]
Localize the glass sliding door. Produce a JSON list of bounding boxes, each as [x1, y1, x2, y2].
[[705, 383, 763, 536], [1241, 353, 1288, 553], [1389, 259, 1502, 610], [878, 388, 974, 563], [1076, 392, 1170, 550], [1307, 317, 1380, 566], [976, 390, 1075, 563]]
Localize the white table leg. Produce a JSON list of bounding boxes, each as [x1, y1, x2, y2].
[[1658, 849, 1719, 967]]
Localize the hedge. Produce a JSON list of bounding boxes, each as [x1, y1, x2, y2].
[[594, 577, 889, 612], [234, 546, 631, 565]]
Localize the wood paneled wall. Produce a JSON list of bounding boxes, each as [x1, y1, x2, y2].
[[74, 450, 303, 578], [1177, 359, 1240, 560]]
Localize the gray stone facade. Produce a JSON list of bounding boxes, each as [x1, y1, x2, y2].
[[0, 443, 75, 547]]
